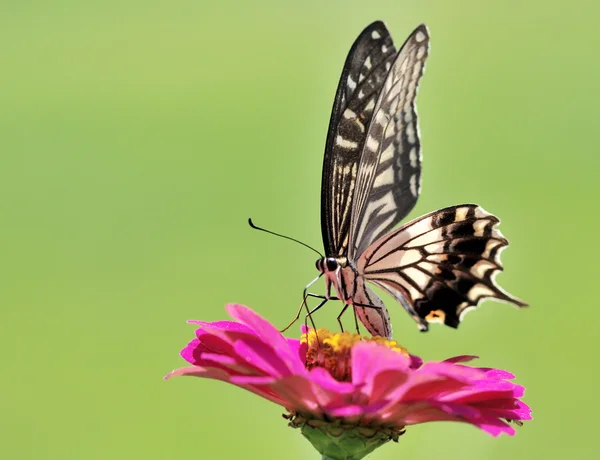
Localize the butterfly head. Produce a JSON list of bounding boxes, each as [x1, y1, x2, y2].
[[316, 257, 346, 273]]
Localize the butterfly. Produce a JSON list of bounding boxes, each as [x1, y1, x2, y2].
[[304, 21, 527, 338]]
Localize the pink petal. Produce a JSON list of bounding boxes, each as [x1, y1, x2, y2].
[[352, 342, 410, 390], [269, 375, 323, 415], [165, 365, 231, 380], [194, 324, 257, 352], [326, 404, 364, 419], [409, 354, 423, 369], [471, 416, 516, 436], [392, 403, 462, 425], [443, 355, 479, 364], [285, 338, 302, 358], [188, 320, 254, 335], [399, 374, 469, 402], [368, 369, 411, 404], [435, 402, 483, 420], [309, 367, 356, 395], [444, 381, 525, 404], [308, 367, 357, 409], [226, 304, 305, 374], [180, 337, 205, 365], [480, 368, 516, 380], [285, 337, 309, 366], [470, 399, 532, 420], [233, 338, 297, 377], [199, 352, 263, 376], [418, 361, 485, 383]]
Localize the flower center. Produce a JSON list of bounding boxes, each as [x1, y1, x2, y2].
[[301, 328, 409, 381]]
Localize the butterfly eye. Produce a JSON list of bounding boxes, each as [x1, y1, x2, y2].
[[326, 258, 338, 271], [315, 258, 324, 272]]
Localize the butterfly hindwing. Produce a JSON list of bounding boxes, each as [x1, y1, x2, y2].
[[321, 21, 397, 257], [357, 204, 527, 331], [348, 24, 430, 260]]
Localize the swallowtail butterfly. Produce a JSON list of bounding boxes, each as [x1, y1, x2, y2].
[[307, 21, 527, 337]]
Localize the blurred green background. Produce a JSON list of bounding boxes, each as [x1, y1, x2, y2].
[[1, 0, 597, 458]]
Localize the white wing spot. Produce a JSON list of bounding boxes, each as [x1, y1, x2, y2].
[[409, 147, 418, 167], [402, 249, 422, 266], [407, 226, 444, 247], [417, 46, 426, 59], [385, 62, 391, 71], [358, 90, 364, 99], [412, 60, 423, 78], [474, 206, 495, 220], [365, 56, 372, 70], [375, 110, 387, 126], [371, 31, 381, 39], [373, 165, 394, 188], [424, 241, 445, 254], [380, 143, 394, 162], [403, 267, 429, 289], [365, 98, 375, 112], [384, 123, 396, 139], [382, 44, 388, 53], [343, 108, 356, 119], [482, 240, 501, 260], [410, 174, 418, 196], [473, 220, 489, 237], [415, 30, 427, 42], [359, 73, 365, 83], [366, 135, 379, 152], [348, 76, 357, 91], [455, 207, 469, 221], [471, 260, 496, 278], [336, 135, 358, 149], [354, 119, 365, 133], [467, 284, 496, 302], [406, 122, 417, 144]]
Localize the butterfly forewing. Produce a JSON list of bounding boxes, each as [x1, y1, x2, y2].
[[348, 24, 430, 261], [357, 205, 528, 330], [321, 21, 397, 257]]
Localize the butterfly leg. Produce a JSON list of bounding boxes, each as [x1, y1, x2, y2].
[[280, 275, 324, 333], [351, 306, 361, 335], [280, 301, 307, 333], [302, 297, 331, 344], [302, 294, 341, 330], [335, 303, 351, 333]]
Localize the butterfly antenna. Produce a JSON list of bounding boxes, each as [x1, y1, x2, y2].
[[248, 218, 323, 258]]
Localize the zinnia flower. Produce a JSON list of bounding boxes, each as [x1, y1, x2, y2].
[[166, 304, 530, 460]]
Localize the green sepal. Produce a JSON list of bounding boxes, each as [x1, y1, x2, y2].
[[286, 412, 405, 460]]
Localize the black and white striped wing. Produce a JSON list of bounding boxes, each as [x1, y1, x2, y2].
[[321, 21, 397, 257], [356, 205, 528, 331], [348, 24, 430, 261]]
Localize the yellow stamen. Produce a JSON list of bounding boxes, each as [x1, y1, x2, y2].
[[301, 328, 409, 381]]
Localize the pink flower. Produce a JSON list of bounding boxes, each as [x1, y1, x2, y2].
[[166, 304, 530, 458]]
